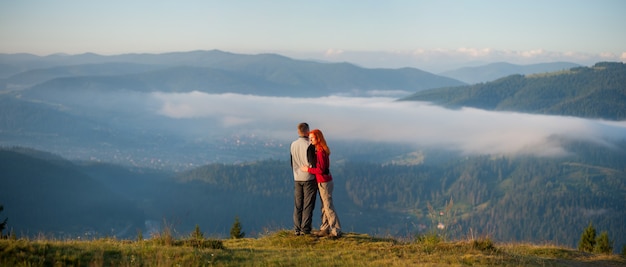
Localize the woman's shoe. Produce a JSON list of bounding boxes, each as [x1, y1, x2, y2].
[[314, 229, 329, 237]]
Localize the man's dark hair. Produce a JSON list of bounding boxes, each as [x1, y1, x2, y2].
[[298, 122, 309, 134]]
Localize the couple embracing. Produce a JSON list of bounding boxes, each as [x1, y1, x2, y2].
[[290, 122, 342, 238]]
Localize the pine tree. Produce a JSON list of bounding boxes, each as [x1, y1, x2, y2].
[[594, 231, 613, 254], [578, 222, 596, 253], [0, 205, 7, 238], [193, 224, 204, 240], [230, 216, 245, 239]]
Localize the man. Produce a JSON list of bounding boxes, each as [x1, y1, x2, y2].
[[290, 122, 317, 236]]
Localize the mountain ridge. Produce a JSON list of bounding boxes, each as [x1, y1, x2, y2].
[[438, 61, 581, 84], [402, 62, 626, 120], [1, 50, 466, 97]]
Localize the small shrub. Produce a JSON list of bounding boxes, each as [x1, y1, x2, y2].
[[182, 238, 225, 249], [594, 231, 613, 255], [183, 224, 218, 248], [472, 237, 495, 251], [578, 222, 596, 253], [153, 221, 175, 246], [415, 231, 442, 245]]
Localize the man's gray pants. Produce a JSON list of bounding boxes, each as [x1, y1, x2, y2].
[[294, 180, 317, 234]]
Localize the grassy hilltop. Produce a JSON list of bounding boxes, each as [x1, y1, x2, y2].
[[1, 230, 624, 267]]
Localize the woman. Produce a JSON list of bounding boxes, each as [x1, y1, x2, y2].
[[301, 129, 342, 238]]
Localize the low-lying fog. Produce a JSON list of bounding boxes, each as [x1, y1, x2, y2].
[[150, 91, 626, 157]]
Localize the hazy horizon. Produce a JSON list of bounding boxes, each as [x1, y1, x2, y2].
[[2, 1, 624, 73]]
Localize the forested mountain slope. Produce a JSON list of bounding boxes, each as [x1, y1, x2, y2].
[[401, 62, 626, 120], [173, 141, 626, 253], [4, 139, 624, 252], [0, 148, 144, 235]]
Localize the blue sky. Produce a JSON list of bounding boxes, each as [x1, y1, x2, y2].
[[1, 0, 624, 70]]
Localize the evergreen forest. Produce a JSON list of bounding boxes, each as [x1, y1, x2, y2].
[[1, 140, 624, 253], [401, 62, 626, 120]]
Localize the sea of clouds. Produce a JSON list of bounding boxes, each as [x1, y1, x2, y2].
[[150, 91, 626, 157]]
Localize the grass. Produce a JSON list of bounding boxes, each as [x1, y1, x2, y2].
[[1, 230, 625, 266]]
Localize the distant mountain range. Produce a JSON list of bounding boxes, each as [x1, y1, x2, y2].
[[402, 62, 626, 120], [0, 50, 466, 97], [439, 62, 581, 84]]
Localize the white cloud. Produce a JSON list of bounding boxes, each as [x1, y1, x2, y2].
[[151, 92, 626, 157], [324, 48, 344, 57], [519, 49, 546, 58], [457, 47, 493, 57]]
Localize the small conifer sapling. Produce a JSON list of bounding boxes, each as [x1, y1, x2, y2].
[[230, 216, 245, 239]]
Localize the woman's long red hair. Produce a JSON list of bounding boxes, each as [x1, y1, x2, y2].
[[310, 129, 330, 155]]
